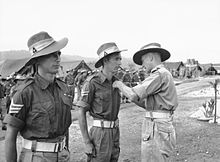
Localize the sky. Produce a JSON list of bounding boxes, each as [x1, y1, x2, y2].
[[1, 0, 220, 63]]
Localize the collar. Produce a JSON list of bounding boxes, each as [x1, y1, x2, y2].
[[98, 71, 117, 83], [35, 73, 58, 90], [151, 64, 164, 73]]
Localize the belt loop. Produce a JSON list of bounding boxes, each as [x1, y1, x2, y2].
[[101, 119, 104, 128], [54, 143, 59, 152], [31, 140, 37, 152], [149, 111, 154, 121]]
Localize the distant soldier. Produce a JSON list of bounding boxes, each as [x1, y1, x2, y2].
[[76, 69, 88, 101], [65, 69, 75, 85], [65, 69, 76, 103], [0, 78, 5, 121], [115, 68, 124, 81], [122, 69, 132, 103], [2, 74, 26, 130], [122, 69, 132, 87], [4, 77, 16, 114], [131, 71, 140, 87], [139, 69, 146, 82]]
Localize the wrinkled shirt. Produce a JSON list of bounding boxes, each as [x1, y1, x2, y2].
[[133, 64, 178, 111], [76, 71, 121, 121], [3, 74, 72, 140]]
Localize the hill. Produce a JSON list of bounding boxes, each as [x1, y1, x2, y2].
[[0, 50, 136, 69]]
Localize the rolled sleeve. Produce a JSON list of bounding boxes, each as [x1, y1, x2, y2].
[[3, 114, 25, 130], [76, 79, 94, 111], [75, 100, 89, 109]]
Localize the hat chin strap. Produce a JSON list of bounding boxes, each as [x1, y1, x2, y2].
[[99, 46, 119, 59], [29, 38, 55, 55]]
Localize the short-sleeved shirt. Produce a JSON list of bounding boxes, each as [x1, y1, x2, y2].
[[3, 74, 72, 140], [133, 64, 178, 111], [76, 71, 121, 121]]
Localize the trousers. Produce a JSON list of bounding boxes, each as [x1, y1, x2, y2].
[[87, 126, 120, 162], [141, 117, 176, 162], [18, 148, 70, 162]]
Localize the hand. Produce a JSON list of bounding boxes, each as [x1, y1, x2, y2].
[[84, 141, 96, 158], [112, 81, 121, 89]]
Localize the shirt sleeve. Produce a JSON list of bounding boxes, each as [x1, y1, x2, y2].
[[132, 71, 162, 100], [3, 88, 29, 130], [75, 79, 95, 111]]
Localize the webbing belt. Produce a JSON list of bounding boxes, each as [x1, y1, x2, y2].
[[22, 137, 66, 152]]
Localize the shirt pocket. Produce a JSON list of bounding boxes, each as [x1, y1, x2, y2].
[[97, 92, 111, 108], [61, 93, 72, 110], [29, 101, 52, 136]]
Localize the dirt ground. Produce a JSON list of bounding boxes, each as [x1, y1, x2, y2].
[[1, 76, 220, 162]]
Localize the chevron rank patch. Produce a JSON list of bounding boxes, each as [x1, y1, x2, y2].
[[81, 90, 89, 97], [9, 99, 24, 114]]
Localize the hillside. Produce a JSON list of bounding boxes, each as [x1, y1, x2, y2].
[[0, 50, 136, 69]]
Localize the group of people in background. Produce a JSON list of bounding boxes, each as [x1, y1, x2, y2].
[[63, 64, 148, 104], [0, 31, 178, 162], [0, 61, 147, 128]]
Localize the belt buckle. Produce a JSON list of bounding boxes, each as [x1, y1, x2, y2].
[[56, 140, 65, 152]]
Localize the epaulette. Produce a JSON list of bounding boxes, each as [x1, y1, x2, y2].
[[14, 77, 34, 91], [151, 67, 160, 73], [85, 74, 98, 83], [56, 77, 66, 83], [56, 78, 68, 90]]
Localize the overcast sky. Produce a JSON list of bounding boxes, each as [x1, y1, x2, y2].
[[1, 0, 220, 63]]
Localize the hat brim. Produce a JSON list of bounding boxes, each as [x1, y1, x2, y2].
[[133, 48, 170, 65], [25, 38, 68, 66], [95, 49, 127, 68]]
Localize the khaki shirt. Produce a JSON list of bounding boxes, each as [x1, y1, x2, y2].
[[133, 64, 178, 111], [76, 71, 121, 121], [4, 74, 72, 140]]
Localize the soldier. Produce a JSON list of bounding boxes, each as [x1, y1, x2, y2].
[[131, 71, 140, 87], [3, 31, 72, 162], [138, 69, 146, 82], [75, 69, 88, 101], [115, 68, 124, 81], [64, 69, 76, 103], [122, 69, 132, 103], [113, 43, 178, 162], [0, 77, 5, 128], [2, 74, 26, 130], [77, 42, 126, 162]]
